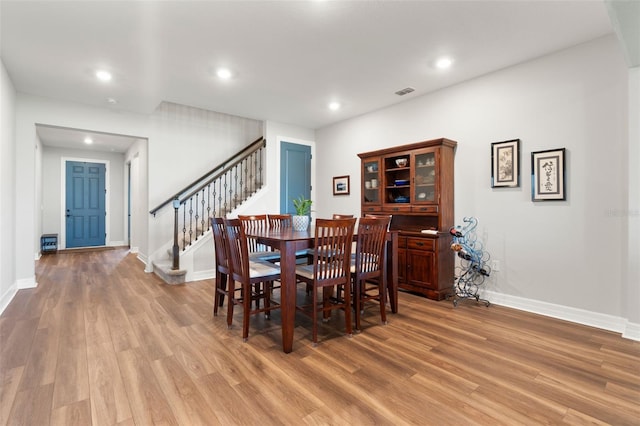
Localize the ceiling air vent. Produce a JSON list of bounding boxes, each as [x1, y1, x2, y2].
[[394, 87, 415, 96]]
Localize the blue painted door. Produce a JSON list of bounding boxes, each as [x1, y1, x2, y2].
[[65, 161, 106, 248], [280, 142, 311, 214]]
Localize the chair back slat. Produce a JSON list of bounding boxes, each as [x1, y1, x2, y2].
[[238, 214, 269, 253]]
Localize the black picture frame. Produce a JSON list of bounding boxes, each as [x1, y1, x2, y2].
[[333, 175, 350, 196], [531, 148, 566, 201], [491, 139, 520, 188]]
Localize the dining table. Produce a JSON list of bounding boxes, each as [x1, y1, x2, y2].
[[246, 226, 399, 353]]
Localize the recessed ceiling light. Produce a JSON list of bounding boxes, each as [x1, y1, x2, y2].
[[216, 68, 233, 80], [435, 57, 453, 69], [84, 137, 93, 145], [106, 97, 117, 104], [96, 70, 112, 82], [328, 101, 341, 111]]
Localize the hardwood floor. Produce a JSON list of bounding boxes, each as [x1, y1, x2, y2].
[[1, 248, 639, 425]]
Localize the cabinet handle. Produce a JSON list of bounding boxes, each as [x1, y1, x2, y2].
[[416, 242, 424, 246]]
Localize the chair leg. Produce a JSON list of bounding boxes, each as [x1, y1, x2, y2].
[[226, 279, 235, 329], [214, 273, 226, 317], [242, 282, 251, 342], [254, 283, 261, 309], [312, 282, 318, 346], [379, 280, 388, 325], [213, 272, 220, 317], [344, 283, 352, 338], [264, 281, 271, 319], [354, 279, 362, 331], [322, 287, 332, 322]]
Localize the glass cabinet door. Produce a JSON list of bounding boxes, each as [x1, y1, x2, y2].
[[362, 159, 381, 205], [414, 150, 437, 203]]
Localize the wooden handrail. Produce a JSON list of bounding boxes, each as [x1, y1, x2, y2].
[[149, 137, 265, 216]]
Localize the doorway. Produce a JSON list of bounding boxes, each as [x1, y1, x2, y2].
[[64, 160, 107, 248]]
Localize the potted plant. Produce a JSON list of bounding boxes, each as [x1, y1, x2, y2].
[[292, 195, 312, 231]]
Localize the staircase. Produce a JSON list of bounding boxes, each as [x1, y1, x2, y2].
[[149, 137, 266, 284]]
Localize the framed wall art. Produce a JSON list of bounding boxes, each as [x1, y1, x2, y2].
[[332, 175, 350, 196], [491, 139, 520, 188], [531, 148, 566, 201]]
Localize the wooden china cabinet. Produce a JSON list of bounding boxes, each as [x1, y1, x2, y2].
[[358, 138, 457, 300]]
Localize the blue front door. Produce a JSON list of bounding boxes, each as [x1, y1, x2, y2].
[[65, 161, 106, 248], [280, 142, 311, 214]]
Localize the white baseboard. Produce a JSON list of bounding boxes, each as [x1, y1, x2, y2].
[[623, 321, 640, 341], [0, 276, 37, 316], [191, 269, 215, 282], [136, 252, 148, 265], [18, 276, 37, 289], [485, 290, 640, 341], [0, 283, 18, 315], [137, 253, 153, 272]]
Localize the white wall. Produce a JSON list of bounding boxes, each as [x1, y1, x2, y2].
[[625, 67, 640, 330], [315, 35, 637, 335], [41, 147, 126, 247], [148, 102, 263, 208], [0, 59, 18, 312]]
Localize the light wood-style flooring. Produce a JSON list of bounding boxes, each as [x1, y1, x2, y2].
[[1, 248, 639, 425]]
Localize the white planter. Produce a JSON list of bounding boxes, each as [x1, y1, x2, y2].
[[292, 215, 309, 231]]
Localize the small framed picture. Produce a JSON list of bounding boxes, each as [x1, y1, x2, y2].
[[531, 148, 566, 201], [332, 175, 350, 196], [491, 139, 520, 187]]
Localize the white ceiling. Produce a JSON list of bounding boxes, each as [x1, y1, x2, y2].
[[34, 124, 144, 154], [0, 1, 633, 153]]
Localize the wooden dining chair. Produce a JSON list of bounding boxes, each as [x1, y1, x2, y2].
[[351, 216, 391, 331], [210, 217, 234, 317], [238, 214, 281, 264], [224, 218, 282, 341], [303, 214, 354, 264], [267, 214, 292, 229], [295, 217, 356, 346], [211, 217, 267, 330]]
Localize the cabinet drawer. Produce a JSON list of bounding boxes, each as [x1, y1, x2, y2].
[[411, 205, 438, 214], [362, 205, 382, 213], [384, 204, 412, 213], [407, 237, 435, 251]]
